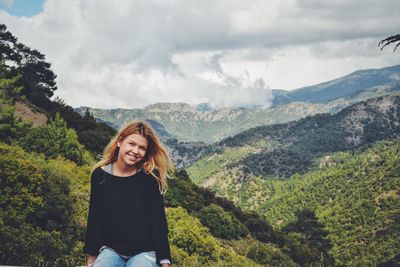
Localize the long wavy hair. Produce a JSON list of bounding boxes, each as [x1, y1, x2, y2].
[[92, 121, 174, 194]]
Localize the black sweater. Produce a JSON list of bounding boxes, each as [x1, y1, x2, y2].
[[83, 167, 171, 265]]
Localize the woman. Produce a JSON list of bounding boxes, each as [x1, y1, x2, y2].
[[83, 121, 174, 267]]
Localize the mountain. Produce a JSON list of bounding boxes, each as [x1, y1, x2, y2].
[[187, 94, 400, 193], [75, 101, 334, 144], [184, 96, 400, 265], [271, 64, 400, 105], [75, 65, 400, 145]]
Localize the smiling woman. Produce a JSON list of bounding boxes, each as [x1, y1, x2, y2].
[[84, 121, 175, 267]]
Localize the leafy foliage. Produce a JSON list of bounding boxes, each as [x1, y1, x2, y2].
[[0, 64, 30, 142], [17, 113, 93, 165], [0, 24, 56, 109], [0, 143, 85, 266], [167, 207, 269, 267], [165, 170, 284, 245], [55, 106, 116, 156], [199, 204, 248, 239], [282, 209, 334, 266]]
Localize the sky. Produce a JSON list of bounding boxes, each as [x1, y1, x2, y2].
[[0, 0, 399, 109]]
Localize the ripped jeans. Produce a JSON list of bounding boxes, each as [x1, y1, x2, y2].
[[93, 246, 158, 267]]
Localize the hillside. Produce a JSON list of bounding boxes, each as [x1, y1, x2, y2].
[[188, 136, 400, 266], [188, 95, 400, 184]]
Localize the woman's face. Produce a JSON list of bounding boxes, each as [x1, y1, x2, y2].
[[117, 133, 148, 167]]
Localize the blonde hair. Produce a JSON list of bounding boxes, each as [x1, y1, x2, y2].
[[92, 121, 174, 194]]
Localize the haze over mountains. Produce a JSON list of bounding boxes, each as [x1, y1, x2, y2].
[[76, 64, 400, 144]]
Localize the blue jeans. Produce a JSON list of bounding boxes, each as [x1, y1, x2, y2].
[[93, 246, 159, 267]]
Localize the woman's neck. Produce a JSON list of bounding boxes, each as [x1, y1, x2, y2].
[[113, 160, 139, 177]]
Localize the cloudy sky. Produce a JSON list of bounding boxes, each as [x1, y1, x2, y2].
[[1, 0, 399, 109]]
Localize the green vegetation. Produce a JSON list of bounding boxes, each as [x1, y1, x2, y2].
[[190, 137, 400, 266], [199, 204, 249, 239], [18, 113, 94, 165], [168, 207, 265, 267], [0, 143, 92, 266], [218, 95, 400, 179], [263, 138, 400, 266], [187, 146, 255, 184]]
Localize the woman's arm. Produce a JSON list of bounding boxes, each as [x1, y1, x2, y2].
[[83, 170, 103, 257], [150, 180, 172, 265]]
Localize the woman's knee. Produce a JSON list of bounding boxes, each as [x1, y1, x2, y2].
[[126, 251, 158, 267], [93, 247, 125, 267]]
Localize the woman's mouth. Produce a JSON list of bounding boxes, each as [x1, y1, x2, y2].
[[128, 153, 139, 160]]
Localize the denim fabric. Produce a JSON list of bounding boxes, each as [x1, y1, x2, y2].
[[93, 246, 158, 267]]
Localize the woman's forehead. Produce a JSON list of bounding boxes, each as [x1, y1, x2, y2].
[[124, 133, 148, 146]]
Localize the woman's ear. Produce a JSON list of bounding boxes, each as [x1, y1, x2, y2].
[[117, 136, 122, 148]]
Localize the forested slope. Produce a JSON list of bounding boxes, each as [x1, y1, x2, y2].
[[188, 137, 400, 266]]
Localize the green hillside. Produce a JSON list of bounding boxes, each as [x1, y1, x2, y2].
[[219, 95, 400, 179], [188, 137, 400, 266], [263, 138, 400, 266]]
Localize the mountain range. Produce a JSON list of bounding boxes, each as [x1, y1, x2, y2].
[[75, 64, 400, 146]]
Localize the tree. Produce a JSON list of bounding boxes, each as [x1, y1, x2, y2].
[[0, 24, 57, 109], [0, 62, 29, 142], [379, 34, 400, 51], [199, 204, 249, 239], [282, 209, 334, 266], [18, 113, 89, 165]]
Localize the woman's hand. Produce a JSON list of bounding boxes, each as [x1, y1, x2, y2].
[[86, 255, 96, 267]]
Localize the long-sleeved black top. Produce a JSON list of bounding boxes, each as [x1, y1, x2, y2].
[[83, 167, 171, 265]]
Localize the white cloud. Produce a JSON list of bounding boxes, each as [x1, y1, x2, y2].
[[1, 0, 399, 108]]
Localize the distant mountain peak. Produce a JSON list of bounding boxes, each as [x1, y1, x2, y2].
[[144, 102, 196, 113]]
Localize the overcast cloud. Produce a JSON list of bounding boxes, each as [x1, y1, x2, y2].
[[1, 0, 399, 108]]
